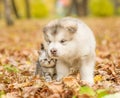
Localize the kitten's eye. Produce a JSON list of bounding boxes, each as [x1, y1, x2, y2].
[[44, 59, 47, 61], [47, 40, 51, 44], [60, 39, 67, 43], [51, 59, 54, 61]]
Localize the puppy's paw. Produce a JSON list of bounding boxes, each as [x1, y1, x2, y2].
[[56, 75, 64, 81], [56, 77, 62, 82], [81, 79, 94, 86]]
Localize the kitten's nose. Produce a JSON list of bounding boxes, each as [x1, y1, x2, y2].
[[48, 60, 50, 63], [50, 48, 57, 55]]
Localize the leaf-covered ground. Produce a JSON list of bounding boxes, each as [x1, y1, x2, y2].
[[0, 18, 120, 98]]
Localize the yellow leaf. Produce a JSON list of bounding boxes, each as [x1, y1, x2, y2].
[[94, 75, 102, 83]]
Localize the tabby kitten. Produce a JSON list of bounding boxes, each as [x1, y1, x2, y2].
[[35, 44, 56, 82]]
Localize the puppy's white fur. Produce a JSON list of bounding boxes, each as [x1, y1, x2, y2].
[[43, 17, 96, 85]]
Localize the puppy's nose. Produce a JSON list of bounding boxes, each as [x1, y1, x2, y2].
[[50, 49, 57, 55]]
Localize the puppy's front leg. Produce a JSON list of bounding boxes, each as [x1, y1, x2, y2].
[[56, 60, 69, 81], [80, 54, 95, 85]]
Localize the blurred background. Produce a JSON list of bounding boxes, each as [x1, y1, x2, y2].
[[0, 0, 120, 25]]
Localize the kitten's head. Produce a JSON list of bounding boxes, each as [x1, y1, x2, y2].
[[39, 43, 56, 67]]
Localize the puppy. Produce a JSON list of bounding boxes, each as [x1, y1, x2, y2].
[[43, 17, 96, 85]]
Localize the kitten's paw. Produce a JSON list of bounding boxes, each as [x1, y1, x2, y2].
[[45, 76, 52, 82]]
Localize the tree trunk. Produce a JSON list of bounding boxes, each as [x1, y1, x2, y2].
[[74, 0, 81, 16], [66, 0, 73, 16], [82, 0, 88, 16], [4, 0, 13, 25], [0, 0, 2, 18], [111, 0, 120, 14], [66, 0, 81, 16], [11, 0, 20, 18], [25, 0, 30, 18]]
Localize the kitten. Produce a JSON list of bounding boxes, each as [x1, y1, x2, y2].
[[35, 44, 56, 82]]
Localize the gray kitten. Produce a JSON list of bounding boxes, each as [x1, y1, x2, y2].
[[35, 44, 56, 82]]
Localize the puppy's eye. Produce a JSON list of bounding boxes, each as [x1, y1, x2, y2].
[[60, 39, 67, 43]]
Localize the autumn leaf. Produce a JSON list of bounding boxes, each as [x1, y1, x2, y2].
[[96, 89, 109, 98], [94, 75, 103, 83], [103, 93, 120, 98], [0, 91, 5, 98], [3, 65, 19, 73], [79, 86, 96, 96]]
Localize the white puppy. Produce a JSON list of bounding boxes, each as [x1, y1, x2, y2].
[[43, 17, 96, 85]]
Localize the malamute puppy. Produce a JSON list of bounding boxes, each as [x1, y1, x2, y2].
[[43, 17, 96, 85]]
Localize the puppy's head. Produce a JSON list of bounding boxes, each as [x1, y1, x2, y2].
[[43, 18, 78, 59]]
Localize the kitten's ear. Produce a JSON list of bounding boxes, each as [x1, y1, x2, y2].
[[67, 25, 77, 33], [38, 50, 40, 55], [41, 43, 44, 50], [38, 43, 44, 55]]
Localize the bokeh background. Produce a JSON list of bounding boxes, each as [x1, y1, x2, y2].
[[0, 0, 120, 25]]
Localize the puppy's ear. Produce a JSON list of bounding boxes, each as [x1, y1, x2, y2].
[[43, 26, 49, 41], [67, 25, 77, 33], [43, 26, 48, 35]]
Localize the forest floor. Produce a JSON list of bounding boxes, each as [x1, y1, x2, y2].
[[0, 17, 120, 98]]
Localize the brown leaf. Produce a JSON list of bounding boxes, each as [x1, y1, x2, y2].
[[63, 76, 80, 87], [46, 82, 63, 93]]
